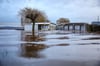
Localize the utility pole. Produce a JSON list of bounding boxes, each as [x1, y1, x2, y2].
[[97, 16, 99, 22]]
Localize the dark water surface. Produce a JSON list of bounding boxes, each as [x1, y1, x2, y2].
[[0, 30, 100, 66]]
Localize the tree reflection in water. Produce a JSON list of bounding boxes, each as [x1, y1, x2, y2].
[[21, 31, 46, 42], [20, 31, 69, 58], [20, 43, 47, 58], [24, 35, 45, 42]]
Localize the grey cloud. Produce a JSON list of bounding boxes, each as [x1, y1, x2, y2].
[[0, 0, 10, 4], [96, 0, 100, 6], [0, 0, 100, 23], [0, 0, 3, 3]]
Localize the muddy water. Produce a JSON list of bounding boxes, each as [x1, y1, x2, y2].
[[0, 30, 100, 66]]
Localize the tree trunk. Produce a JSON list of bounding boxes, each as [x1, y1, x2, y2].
[[32, 21, 35, 36]]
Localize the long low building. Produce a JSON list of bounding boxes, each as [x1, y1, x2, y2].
[[24, 22, 56, 32], [57, 23, 89, 33]]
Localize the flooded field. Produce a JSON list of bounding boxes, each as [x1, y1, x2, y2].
[[0, 30, 100, 66]]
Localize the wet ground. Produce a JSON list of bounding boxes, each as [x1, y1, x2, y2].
[[0, 30, 100, 66]]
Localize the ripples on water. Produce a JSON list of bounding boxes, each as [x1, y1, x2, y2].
[[0, 29, 100, 66]]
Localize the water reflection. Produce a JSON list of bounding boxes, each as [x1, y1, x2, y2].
[[21, 31, 45, 42], [1, 30, 100, 66], [82, 37, 100, 40], [20, 43, 47, 58], [20, 31, 70, 58]]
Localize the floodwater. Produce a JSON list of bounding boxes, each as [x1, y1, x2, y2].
[[0, 30, 100, 66]]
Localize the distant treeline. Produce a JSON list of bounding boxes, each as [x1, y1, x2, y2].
[[0, 26, 24, 30], [88, 25, 100, 32]]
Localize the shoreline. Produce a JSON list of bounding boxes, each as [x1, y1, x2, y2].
[[0, 26, 24, 30]]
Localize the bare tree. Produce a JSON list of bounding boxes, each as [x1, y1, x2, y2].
[[19, 7, 47, 35], [57, 18, 70, 25]]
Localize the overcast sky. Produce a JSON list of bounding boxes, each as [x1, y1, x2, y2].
[[0, 0, 100, 23]]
